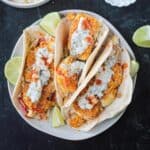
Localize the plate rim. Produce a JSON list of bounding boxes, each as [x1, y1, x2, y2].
[[7, 9, 137, 141]]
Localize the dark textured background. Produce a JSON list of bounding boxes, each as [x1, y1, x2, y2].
[[0, 0, 150, 149]]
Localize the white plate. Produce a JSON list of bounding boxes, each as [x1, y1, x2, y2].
[[8, 10, 136, 140], [1, 0, 50, 8]]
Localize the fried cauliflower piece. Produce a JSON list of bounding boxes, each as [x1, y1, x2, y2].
[[56, 56, 81, 96], [101, 63, 123, 107], [68, 13, 101, 60], [73, 100, 103, 120], [20, 36, 55, 119], [68, 114, 86, 128]]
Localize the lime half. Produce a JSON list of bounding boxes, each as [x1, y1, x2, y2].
[[40, 12, 61, 36], [52, 106, 65, 128], [4, 57, 22, 85], [130, 60, 139, 77], [132, 25, 150, 48]]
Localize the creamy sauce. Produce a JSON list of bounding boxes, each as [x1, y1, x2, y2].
[[70, 61, 85, 76], [70, 18, 91, 56], [78, 95, 93, 109], [26, 47, 52, 103], [36, 47, 53, 64], [88, 69, 113, 98], [26, 81, 42, 103], [78, 53, 118, 109], [60, 60, 85, 76]]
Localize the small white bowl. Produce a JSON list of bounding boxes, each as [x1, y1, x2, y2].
[[1, 0, 50, 8], [105, 0, 136, 7]]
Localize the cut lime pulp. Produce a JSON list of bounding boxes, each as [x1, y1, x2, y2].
[[40, 12, 61, 36], [4, 57, 22, 85], [52, 106, 65, 128]]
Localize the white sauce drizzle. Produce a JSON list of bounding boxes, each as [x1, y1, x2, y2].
[[60, 60, 85, 76], [26, 81, 42, 103], [26, 47, 52, 103], [78, 95, 93, 110], [78, 53, 118, 109], [70, 17, 91, 56]]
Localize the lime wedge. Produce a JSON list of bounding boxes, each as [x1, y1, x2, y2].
[[52, 106, 65, 128], [130, 60, 139, 77], [40, 12, 61, 36], [4, 57, 22, 85], [132, 25, 150, 48]]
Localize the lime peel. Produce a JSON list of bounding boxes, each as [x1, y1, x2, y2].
[[130, 60, 139, 77]]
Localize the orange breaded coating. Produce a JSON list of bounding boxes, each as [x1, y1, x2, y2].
[[73, 101, 102, 120], [56, 56, 79, 96], [101, 63, 123, 107], [20, 36, 55, 119], [68, 114, 85, 128], [68, 13, 101, 60]]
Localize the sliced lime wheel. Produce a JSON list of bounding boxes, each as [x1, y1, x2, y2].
[[40, 12, 61, 36], [52, 106, 65, 128], [132, 25, 150, 48], [4, 57, 22, 85]]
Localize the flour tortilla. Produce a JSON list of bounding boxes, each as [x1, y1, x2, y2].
[[54, 18, 71, 106], [54, 16, 109, 106], [63, 38, 133, 131], [78, 23, 109, 84], [12, 25, 48, 113]]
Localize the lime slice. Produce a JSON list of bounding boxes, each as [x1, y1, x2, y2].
[[132, 25, 150, 48], [52, 106, 65, 128], [4, 57, 22, 85], [130, 60, 139, 77], [40, 12, 61, 36]]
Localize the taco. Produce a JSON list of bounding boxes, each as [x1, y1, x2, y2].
[[55, 13, 109, 106], [12, 26, 56, 119], [62, 35, 133, 131]]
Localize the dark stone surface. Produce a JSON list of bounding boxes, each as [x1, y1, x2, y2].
[[0, 0, 150, 149]]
